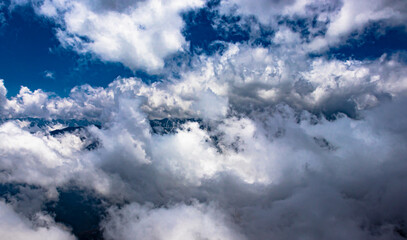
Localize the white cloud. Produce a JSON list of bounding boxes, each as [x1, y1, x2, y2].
[[308, 0, 407, 51], [34, 0, 204, 72], [0, 120, 126, 199], [175, 44, 407, 117], [1, 63, 407, 238], [0, 201, 76, 240], [2, 44, 407, 121], [102, 201, 246, 240], [2, 2, 407, 237], [0, 80, 7, 113], [91, 97, 407, 239]]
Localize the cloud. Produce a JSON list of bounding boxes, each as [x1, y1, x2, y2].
[[0, 80, 7, 113], [308, 0, 407, 51], [1, 1, 407, 239], [1, 72, 407, 238], [12, 0, 204, 72], [218, 0, 309, 24], [219, 0, 407, 51], [44, 70, 55, 79], [0, 200, 76, 240], [0, 119, 129, 199], [2, 44, 407, 121], [102, 201, 246, 240], [89, 95, 407, 239], [171, 44, 407, 118]]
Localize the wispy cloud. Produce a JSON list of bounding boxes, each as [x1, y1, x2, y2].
[[44, 70, 55, 79]]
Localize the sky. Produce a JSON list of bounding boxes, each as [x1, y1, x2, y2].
[[0, 0, 407, 239]]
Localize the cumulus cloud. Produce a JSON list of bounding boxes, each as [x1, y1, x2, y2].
[[12, 0, 204, 72], [1, 1, 407, 239], [89, 95, 407, 239], [102, 201, 245, 240], [0, 118, 130, 200], [3, 76, 407, 238], [1, 75, 407, 239], [2, 44, 407, 121]]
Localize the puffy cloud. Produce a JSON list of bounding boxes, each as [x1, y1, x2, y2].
[[90, 97, 407, 239], [0, 120, 125, 199], [0, 83, 113, 120], [0, 77, 227, 121], [102, 201, 246, 240], [0, 41, 406, 197], [174, 44, 407, 117], [2, 44, 407, 121], [1, 74, 407, 238], [13, 0, 204, 72], [0, 200, 75, 240], [1, 1, 407, 238]]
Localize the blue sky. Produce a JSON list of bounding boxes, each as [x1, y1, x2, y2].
[[0, 2, 135, 96]]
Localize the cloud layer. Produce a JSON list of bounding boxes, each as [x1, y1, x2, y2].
[[1, 0, 407, 239]]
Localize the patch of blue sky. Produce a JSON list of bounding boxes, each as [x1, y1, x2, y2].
[[326, 24, 407, 61], [0, 3, 135, 97], [182, 0, 250, 55]]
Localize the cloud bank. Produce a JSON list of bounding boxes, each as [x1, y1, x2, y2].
[[1, 0, 407, 239]]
